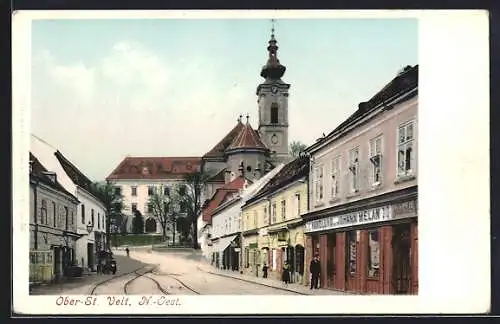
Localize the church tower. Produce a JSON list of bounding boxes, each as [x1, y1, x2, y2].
[[257, 21, 290, 164]]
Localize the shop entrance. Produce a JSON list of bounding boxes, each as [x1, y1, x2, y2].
[[392, 223, 411, 294], [326, 233, 336, 289], [344, 231, 357, 291]]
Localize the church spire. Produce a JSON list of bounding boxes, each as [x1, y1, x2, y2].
[[260, 19, 286, 80]]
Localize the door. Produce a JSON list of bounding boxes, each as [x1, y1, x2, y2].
[[392, 223, 411, 294], [87, 243, 94, 270], [327, 234, 336, 289], [287, 246, 295, 283]]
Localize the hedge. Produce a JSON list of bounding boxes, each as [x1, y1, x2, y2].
[[113, 234, 165, 246]]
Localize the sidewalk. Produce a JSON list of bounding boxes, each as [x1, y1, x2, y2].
[[196, 262, 352, 295]]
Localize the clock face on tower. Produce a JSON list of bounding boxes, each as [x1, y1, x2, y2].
[[271, 86, 278, 94], [271, 134, 279, 145]]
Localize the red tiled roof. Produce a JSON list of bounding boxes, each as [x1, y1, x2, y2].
[[106, 156, 202, 180], [201, 176, 248, 224], [203, 121, 244, 159], [226, 121, 268, 152]]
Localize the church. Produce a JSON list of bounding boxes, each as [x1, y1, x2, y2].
[[201, 27, 291, 198], [107, 26, 293, 239]]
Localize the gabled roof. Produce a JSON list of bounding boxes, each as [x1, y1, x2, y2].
[[245, 155, 309, 206], [226, 121, 268, 152], [306, 65, 418, 154], [106, 157, 202, 181], [203, 121, 244, 159], [201, 176, 249, 224], [55, 150, 93, 192], [30, 152, 79, 202]]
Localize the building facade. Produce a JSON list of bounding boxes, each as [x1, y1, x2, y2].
[[302, 65, 418, 295], [29, 152, 80, 283], [241, 156, 309, 282], [30, 135, 107, 273], [106, 157, 201, 242]]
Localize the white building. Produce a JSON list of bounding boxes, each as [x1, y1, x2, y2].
[[106, 156, 201, 243], [31, 135, 107, 272], [203, 163, 285, 269]]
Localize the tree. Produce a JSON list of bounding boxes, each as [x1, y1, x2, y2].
[[148, 184, 181, 243], [116, 214, 128, 234], [90, 181, 125, 250], [181, 170, 214, 250], [289, 140, 308, 158], [132, 210, 144, 234]]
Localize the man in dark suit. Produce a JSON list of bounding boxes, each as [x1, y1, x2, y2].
[[309, 254, 321, 289]]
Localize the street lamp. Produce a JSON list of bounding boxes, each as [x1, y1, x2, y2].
[[86, 221, 94, 234]]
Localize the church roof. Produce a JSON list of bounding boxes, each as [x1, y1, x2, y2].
[[203, 121, 244, 159], [226, 120, 268, 153], [106, 156, 202, 180], [205, 168, 226, 184]]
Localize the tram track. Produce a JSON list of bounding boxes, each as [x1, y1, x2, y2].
[[123, 268, 170, 295], [89, 264, 150, 295]]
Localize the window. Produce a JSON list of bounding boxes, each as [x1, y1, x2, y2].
[[246, 213, 250, 230], [114, 186, 121, 195], [398, 121, 415, 176], [271, 203, 277, 224], [263, 207, 268, 225], [348, 148, 360, 192], [147, 203, 153, 213], [295, 193, 301, 217], [131, 203, 137, 212], [179, 185, 187, 196], [91, 209, 95, 225], [52, 202, 57, 227], [131, 186, 137, 196], [369, 136, 383, 185], [70, 211, 74, 226], [367, 229, 380, 278], [331, 156, 341, 198], [346, 231, 357, 276], [313, 165, 324, 203], [228, 217, 232, 232], [40, 200, 47, 225], [163, 186, 170, 196], [253, 211, 257, 228], [281, 200, 286, 221], [97, 212, 101, 229], [270, 103, 279, 124], [65, 206, 69, 230], [81, 204, 85, 224], [148, 186, 155, 196]]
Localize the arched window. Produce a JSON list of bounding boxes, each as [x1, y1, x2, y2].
[[145, 218, 157, 233], [65, 206, 69, 230], [270, 103, 279, 124]]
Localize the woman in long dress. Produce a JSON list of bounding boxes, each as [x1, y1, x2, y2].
[[282, 261, 291, 286]]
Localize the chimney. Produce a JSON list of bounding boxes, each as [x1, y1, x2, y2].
[[42, 171, 57, 183], [224, 169, 232, 184]]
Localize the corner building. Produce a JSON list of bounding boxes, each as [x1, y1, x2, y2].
[[302, 65, 419, 295]]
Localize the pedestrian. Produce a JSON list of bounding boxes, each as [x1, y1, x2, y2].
[[282, 261, 290, 286], [125, 247, 130, 257], [309, 254, 321, 290], [262, 263, 268, 278]]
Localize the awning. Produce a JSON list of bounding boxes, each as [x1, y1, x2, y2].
[[213, 235, 238, 253]]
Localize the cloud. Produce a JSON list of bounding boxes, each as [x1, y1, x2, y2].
[[31, 41, 251, 180]]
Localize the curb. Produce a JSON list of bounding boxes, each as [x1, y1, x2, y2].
[[203, 269, 309, 295]]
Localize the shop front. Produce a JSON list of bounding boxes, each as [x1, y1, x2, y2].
[[303, 193, 418, 295], [211, 234, 239, 270], [241, 229, 259, 276]]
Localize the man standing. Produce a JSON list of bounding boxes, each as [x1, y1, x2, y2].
[[309, 254, 321, 290]]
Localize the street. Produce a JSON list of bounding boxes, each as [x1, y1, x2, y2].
[[31, 248, 307, 295]]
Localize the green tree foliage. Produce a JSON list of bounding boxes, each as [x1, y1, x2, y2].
[[132, 209, 144, 234], [289, 140, 308, 158]]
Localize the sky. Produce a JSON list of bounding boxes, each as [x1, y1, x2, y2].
[[31, 18, 418, 181]]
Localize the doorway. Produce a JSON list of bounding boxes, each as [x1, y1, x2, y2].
[[327, 233, 336, 289], [286, 246, 295, 283], [392, 223, 411, 294], [53, 247, 61, 281], [344, 231, 357, 291], [87, 243, 94, 270]]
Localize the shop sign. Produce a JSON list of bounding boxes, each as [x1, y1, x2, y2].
[[277, 232, 287, 241], [248, 243, 258, 249], [304, 201, 416, 233]]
